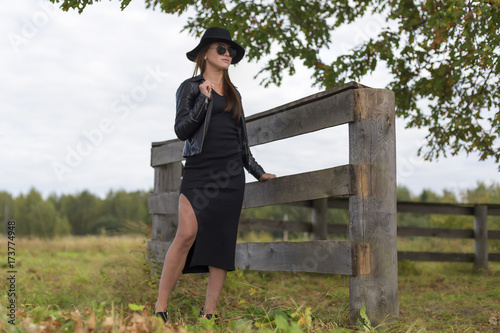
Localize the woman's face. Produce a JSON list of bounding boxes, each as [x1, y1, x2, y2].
[[204, 42, 234, 71]]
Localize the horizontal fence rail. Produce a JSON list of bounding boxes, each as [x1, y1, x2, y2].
[[237, 198, 500, 267], [148, 166, 356, 214], [235, 241, 354, 275], [239, 217, 500, 240]]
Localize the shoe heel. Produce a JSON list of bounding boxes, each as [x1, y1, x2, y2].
[[155, 311, 168, 323]]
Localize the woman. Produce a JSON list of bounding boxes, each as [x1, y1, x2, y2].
[[154, 27, 276, 323]]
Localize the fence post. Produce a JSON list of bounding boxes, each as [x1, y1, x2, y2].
[[151, 162, 182, 242], [312, 198, 328, 240], [474, 204, 488, 273], [348, 89, 398, 325]]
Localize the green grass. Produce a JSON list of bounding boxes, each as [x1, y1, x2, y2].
[[0, 235, 499, 332]]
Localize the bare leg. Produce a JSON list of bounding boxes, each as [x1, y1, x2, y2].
[[155, 194, 198, 313], [203, 266, 227, 314]]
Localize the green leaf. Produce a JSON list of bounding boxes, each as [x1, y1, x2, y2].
[[128, 303, 145, 311]]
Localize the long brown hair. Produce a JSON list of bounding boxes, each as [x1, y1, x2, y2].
[[193, 44, 242, 122]]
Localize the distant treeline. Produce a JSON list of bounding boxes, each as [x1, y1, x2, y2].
[[1, 182, 499, 238], [0, 189, 150, 238]]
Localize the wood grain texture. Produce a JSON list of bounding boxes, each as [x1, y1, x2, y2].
[[151, 162, 182, 242], [245, 89, 354, 147], [148, 192, 179, 214], [245, 81, 366, 123], [348, 89, 398, 325], [242, 165, 354, 209], [151, 141, 184, 167], [147, 240, 355, 275], [238, 217, 312, 232], [148, 166, 353, 214], [153, 162, 182, 193], [234, 240, 353, 275], [151, 214, 177, 242]]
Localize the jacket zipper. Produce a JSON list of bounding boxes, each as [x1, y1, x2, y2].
[[195, 97, 208, 121], [200, 117, 207, 153], [199, 97, 209, 153]]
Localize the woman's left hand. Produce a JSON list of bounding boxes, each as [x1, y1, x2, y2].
[[259, 173, 276, 182]]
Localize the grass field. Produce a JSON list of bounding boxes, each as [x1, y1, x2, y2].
[[0, 235, 499, 332]]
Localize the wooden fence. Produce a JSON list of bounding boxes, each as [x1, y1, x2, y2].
[[238, 198, 500, 272], [148, 82, 398, 325]]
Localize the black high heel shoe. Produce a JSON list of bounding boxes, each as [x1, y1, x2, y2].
[[199, 310, 220, 324], [155, 311, 168, 323]]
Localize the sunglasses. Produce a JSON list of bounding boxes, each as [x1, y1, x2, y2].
[[210, 44, 237, 58]]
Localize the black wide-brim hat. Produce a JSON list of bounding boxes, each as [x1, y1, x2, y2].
[[186, 27, 245, 64]]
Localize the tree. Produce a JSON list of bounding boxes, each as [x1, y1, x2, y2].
[[13, 188, 71, 238], [0, 191, 14, 234], [50, 0, 500, 169], [60, 190, 101, 235]]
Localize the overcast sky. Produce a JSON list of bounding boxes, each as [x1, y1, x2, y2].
[[1, 0, 498, 199]]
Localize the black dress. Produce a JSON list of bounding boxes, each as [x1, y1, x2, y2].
[[179, 91, 245, 274]]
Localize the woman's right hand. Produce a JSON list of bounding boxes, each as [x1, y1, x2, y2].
[[199, 80, 213, 98]]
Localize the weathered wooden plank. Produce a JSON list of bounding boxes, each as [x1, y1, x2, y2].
[[474, 205, 488, 273], [151, 214, 178, 242], [147, 167, 352, 213], [238, 217, 312, 233], [348, 89, 398, 325], [398, 251, 500, 262], [151, 161, 183, 242], [152, 137, 178, 148], [245, 81, 366, 123], [151, 141, 184, 167], [235, 241, 353, 275], [243, 165, 354, 209], [238, 218, 500, 241], [238, 218, 349, 235], [397, 202, 474, 215], [147, 241, 500, 268], [398, 251, 475, 262], [489, 253, 500, 262], [325, 198, 500, 217], [312, 198, 328, 240], [148, 192, 179, 214], [397, 227, 474, 238], [490, 230, 500, 240], [327, 224, 349, 235], [147, 239, 355, 275], [489, 206, 500, 216], [245, 89, 355, 147], [154, 162, 183, 193], [148, 166, 353, 214]]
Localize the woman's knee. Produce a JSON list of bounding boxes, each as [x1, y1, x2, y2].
[[175, 228, 197, 248]]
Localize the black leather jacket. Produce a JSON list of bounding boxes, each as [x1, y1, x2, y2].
[[174, 75, 266, 181]]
